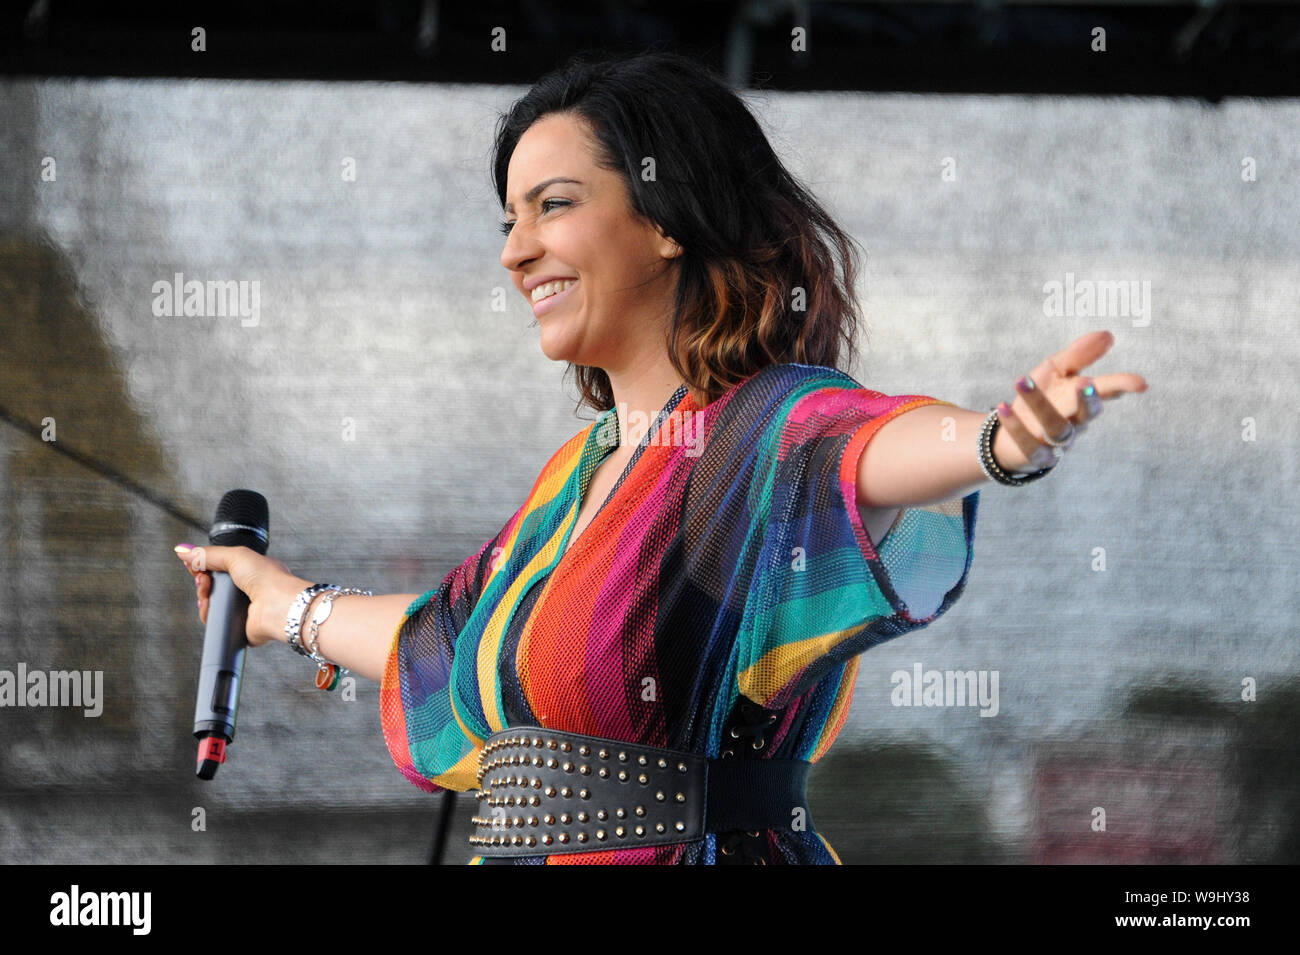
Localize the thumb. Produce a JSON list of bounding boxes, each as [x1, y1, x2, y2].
[[173, 543, 241, 575]]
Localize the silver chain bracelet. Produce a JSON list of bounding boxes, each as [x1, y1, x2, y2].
[[285, 583, 338, 656], [306, 586, 373, 667]]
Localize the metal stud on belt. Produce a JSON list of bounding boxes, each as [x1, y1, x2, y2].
[[469, 729, 709, 856]]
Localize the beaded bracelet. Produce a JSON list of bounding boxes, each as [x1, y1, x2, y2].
[[978, 408, 1056, 486]]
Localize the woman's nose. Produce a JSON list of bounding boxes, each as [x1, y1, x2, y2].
[[500, 224, 534, 272]]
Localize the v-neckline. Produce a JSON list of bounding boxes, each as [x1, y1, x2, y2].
[[559, 383, 692, 560]]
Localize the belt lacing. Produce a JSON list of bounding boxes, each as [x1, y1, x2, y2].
[[717, 696, 784, 864]]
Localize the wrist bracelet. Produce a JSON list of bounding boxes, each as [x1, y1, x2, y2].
[[307, 586, 373, 661], [305, 586, 373, 692], [285, 583, 337, 657], [978, 409, 1055, 487]]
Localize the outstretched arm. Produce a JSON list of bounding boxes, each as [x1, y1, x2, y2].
[[856, 330, 1149, 510]]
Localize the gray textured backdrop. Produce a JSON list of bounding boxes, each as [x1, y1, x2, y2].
[[0, 77, 1296, 864]]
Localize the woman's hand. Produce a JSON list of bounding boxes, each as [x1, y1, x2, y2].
[[992, 330, 1149, 474], [174, 543, 309, 647]]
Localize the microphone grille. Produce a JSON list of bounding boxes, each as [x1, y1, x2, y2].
[[210, 489, 269, 552]]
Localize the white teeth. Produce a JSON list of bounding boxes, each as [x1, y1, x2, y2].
[[531, 279, 577, 303]]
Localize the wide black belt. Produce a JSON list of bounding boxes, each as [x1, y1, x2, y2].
[[469, 725, 810, 857]]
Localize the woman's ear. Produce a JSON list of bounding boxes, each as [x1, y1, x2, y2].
[[654, 224, 683, 260]]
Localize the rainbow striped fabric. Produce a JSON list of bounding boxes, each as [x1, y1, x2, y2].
[[380, 362, 978, 863]]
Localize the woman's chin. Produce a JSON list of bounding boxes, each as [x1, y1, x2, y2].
[[536, 327, 576, 363]]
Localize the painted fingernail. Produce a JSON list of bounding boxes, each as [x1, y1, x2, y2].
[[996, 402, 1012, 417], [1082, 383, 1096, 398], [174, 544, 194, 555], [1015, 376, 1034, 393]]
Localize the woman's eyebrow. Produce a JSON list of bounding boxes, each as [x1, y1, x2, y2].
[[505, 177, 583, 214]]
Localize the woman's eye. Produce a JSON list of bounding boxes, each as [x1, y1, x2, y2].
[[498, 198, 570, 236]]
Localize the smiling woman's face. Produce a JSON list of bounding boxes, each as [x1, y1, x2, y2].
[[500, 112, 682, 372]]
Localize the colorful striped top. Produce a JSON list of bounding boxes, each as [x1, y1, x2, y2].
[[380, 361, 978, 863]]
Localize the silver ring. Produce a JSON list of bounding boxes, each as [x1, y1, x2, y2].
[[1050, 425, 1079, 458], [1044, 421, 1076, 447]]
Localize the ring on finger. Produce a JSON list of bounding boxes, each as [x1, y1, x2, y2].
[[1049, 428, 1077, 458], [1044, 420, 1076, 447]]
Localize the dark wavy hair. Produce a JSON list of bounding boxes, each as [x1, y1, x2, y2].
[[491, 48, 866, 415]]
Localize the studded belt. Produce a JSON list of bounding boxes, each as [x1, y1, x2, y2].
[[470, 725, 810, 857]]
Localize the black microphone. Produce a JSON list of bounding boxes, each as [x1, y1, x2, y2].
[[192, 489, 269, 780]]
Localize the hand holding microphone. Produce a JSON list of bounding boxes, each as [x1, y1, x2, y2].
[[175, 545, 304, 647], [178, 490, 311, 779], [175, 491, 424, 779]]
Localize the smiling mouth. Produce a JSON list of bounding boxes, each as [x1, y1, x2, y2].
[[530, 278, 579, 304], [530, 279, 578, 316]]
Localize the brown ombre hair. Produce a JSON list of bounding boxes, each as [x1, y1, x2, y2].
[[492, 48, 866, 414]]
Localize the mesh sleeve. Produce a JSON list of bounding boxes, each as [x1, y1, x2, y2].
[[734, 384, 978, 710], [379, 518, 515, 793]]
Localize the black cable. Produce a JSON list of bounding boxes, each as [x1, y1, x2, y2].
[[0, 403, 208, 532], [430, 791, 458, 865]]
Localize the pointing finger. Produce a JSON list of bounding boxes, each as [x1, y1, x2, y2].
[[1048, 330, 1115, 378], [1089, 372, 1149, 398]]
